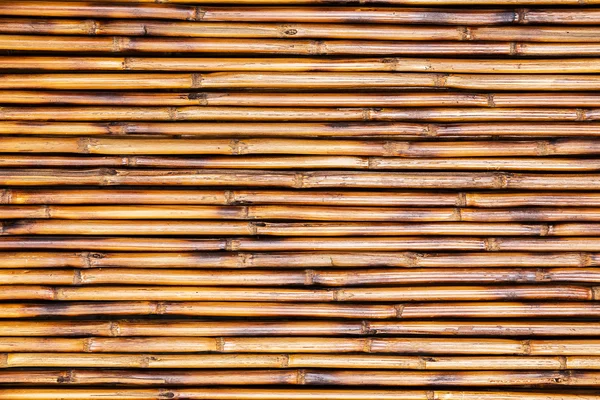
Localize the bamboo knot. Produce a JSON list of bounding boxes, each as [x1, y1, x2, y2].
[[304, 269, 315, 285], [190, 73, 203, 89], [192, 7, 206, 21], [521, 339, 532, 355], [484, 238, 500, 251], [109, 321, 121, 337], [86, 19, 99, 35], [0, 353, 7, 368], [0, 189, 10, 204], [215, 337, 225, 352], [591, 286, 600, 300], [457, 192, 468, 207], [515, 8, 528, 24], [72, 269, 83, 285], [394, 304, 404, 318], [296, 369, 306, 385], [459, 26, 473, 41]]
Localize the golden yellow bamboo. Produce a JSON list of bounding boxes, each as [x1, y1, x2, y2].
[[1, 267, 598, 285], [2, 91, 600, 107], [1, 368, 600, 386], [2, 320, 600, 337], [4, 189, 600, 207], [3, 57, 600, 73], [1, 251, 596, 269], [1, 19, 600, 42], [2, 72, 600, 89]]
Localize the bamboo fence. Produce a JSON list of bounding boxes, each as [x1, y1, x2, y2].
[[1, 1, 599, 399]]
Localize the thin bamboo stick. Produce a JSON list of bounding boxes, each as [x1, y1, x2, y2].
[[2, 72, 600, 90], [10, 207, 600, 223], [3, 156, 600, 171], [1, 284, 593, 302], [0, 5, 518, 25], [1, 251, 597, 269], [3, 106, 600, 121], [2, 57, 600, 74], [1, 368, 600, 386], [5, 205, 600, 222], [3, 155, 600, 171], [5, 138, 600, 157], [3, 91, 600, 107], [3, 169, 600, 191], [3, 122, 600, 138], [3, 319, 599, 337], [1, 267, 600, 286], [4, 221, 600, 236], [2, 389, 600, 400], [2, 19, 600, 42], [4, 36, 600, 56], [2, 301, 600, 319], [5, 237, 600, 251], [4, 189, 600, 207]]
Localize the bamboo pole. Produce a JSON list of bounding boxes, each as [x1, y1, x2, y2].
[[3, 155, 600, 171], [3, 36, 600, 56], [5, 237, 600, 251], [6, 206, 600, 223], [1, 19, 600, 42], [4, 189, 600, 207], [1, 284, 594, 302], [0, 5, 518, 25], [0, 302, 600, 318], [2, 122, 600, 138], [2, 91, 600, 107], [2, 106, 600, 121], [1, 368, 600, 386], [4, 221, 600, 236], [5, 205, 600, 222], [2, 72, 600, 90], [0, 368, 600, 386], [4, 138, 600, 157], [2, 57, 600, 73], [41, 0, 600, 4], [2, 320, 600, 337], [3, 169, 600, 191], [1, 251, 596, 269], [1, 267, 600, 286], [2, 389, 600, 400], [0, 335, 599, 362]]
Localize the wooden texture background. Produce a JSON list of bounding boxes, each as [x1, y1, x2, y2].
[[0, 0, 600, 399]]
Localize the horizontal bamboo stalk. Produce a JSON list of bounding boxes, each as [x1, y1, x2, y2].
[[4, 36, 600, 56], [3, 155, 600, 171], [3, 169, 600, 191], [3, 319, 599, 337], [2, 267, 600, 286], [1, 368, 600, 386], [4, 122, 600, 138], [4, 189, 600, 207], [5, 206, 600, 222], [4, 5, 600, 25], [4, 106, 600, 121], [0, 5, 520, 24], [5, 138, 600, 157], [2, 301, 600, 319], [3, 19, 600, 42], [4, 221, 600, 236], [1, 284, 594, 301], [4, 91, 600, 107], [3, 57, 600, 73], [2, 389, 600, 400], [3, 337, 600, 357], [2, 251, 598, 269], [3, 72, 600, 90], [5, 236, 600, 251]]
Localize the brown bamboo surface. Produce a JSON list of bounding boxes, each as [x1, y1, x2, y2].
[[3, 2, 600, 399]]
